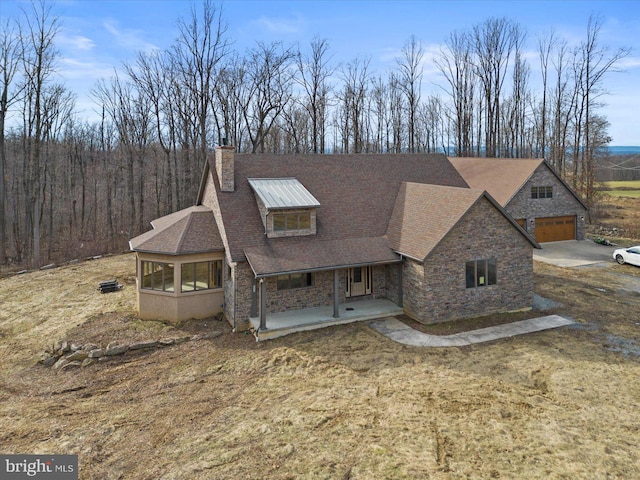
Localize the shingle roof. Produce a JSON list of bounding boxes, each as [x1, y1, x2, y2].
[[248, 178, 321, 209], [448, 157, 544, 206], [386, 183, 487, 261], [245, 237, 400, 277], [203, 153, 470, 265], [129, 206, 224, 255]]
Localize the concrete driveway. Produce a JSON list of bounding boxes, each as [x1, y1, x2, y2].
[[533, 240, 618, 267]]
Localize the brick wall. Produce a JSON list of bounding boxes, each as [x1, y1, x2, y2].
[[506, 164, 587, 240], [403, 197, 534, 324]]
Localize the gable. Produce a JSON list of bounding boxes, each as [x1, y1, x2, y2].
[[449, 157, 544, 206], [386, 183, 486, 261], [387, 182, 539, 262]]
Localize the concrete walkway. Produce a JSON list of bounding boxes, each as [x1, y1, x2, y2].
[[368, 315, 575, 347]]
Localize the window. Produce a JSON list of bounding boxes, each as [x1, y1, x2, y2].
[[181, 260, 223, 292], [273, 212, 311, 231], [466, 259, 497, 288], [531, 186, 553, 199], [276, 272, 314, 290], [141, 261, 175, 292]]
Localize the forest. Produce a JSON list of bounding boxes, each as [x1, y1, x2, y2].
[[0, 0, 632, 271]]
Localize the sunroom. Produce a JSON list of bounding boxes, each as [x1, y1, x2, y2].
[[129, 205, 225, 322]]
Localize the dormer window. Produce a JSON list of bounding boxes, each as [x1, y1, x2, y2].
[[274, 211, 311, 231], [248, 178, 320, 238]]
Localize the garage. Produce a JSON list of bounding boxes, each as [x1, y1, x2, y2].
[[534, 216, 576, 242]]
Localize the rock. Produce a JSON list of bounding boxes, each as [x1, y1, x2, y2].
[[42, 355, 62, 367], [60, 361, 82, 371], [159, 338, 175, 346], [129, 340, 158, 350], [60, 341, 70, 354], [70, 343, 83, 352], [52, 357, 70, 370], [83, 343, 99, 351], [191, 331, 223, 341], [105, 344, 129, 356], [66, 351, 89, 362], [88, 349, 104, 358], [81, 358, 96, 368]]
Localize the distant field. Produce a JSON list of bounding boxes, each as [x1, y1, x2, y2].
[[600, 180, 640, 198]]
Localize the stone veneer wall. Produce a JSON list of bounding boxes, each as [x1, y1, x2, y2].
[[384, 264, 402, 306], [215, 146, 235, 192], [403, 197, 534, 324], [200, 169, 238, 329], [232, 265, 393, 332], [506, 164, 587, 240]]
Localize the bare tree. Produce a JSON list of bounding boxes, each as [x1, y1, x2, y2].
[[237, 42, 295, 153], [0, 17, 25, 264], [297, 37, 334, 154], [337, 56, 370, 153], [172, 0, 228, 188], [574, 14, 630, 205], [20, 0, 61, 268], [396, 35, 424, 152], [435, 30, 476, 156], [472, 17, 521, 157]]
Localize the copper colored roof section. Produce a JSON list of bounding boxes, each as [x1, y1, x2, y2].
[[448, 157, 544, 206], [129, 205, 223, 255], [386, 183, 487, 261], [248, 178, 321, 209], [245, 237, 400, 277], [202, 153, 469, 263]]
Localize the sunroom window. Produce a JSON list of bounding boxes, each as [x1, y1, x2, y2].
[[181, 260, 223, 292], [142, 261, 175, 292]]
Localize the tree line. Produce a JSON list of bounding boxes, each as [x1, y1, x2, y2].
[[0, 0, 630, 271]]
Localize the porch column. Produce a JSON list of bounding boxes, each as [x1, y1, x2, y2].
[[333, 270, 340, 318], [397, 263, 404, 307], [250, 280, 258, 318], [259, 278, 267, 330]]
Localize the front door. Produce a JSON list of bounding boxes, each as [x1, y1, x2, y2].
[[346, 266, 371, 297]]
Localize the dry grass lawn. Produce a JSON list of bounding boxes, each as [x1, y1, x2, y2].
[[1, 251, 640, 479]]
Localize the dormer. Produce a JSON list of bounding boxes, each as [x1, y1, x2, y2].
[[248, 178, 321, 238]]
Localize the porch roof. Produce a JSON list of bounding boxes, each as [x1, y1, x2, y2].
[[244, 236, 401, 277]]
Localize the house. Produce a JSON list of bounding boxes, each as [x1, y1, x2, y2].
[[449, 158, 588, 243], [130, 147, 539, 340]]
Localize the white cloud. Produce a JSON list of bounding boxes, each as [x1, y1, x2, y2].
[[251, 14, 305, 35], [103, 19, 159, 53], [58, 34, 96, 51]]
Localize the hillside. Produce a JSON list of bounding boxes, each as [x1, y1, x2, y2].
[[1, 253, 639, 478]]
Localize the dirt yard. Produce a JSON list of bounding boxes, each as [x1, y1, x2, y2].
[[1, 249, 639, 479]]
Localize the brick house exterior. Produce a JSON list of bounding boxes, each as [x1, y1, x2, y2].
[[130, 148, 539, 338], [450, 158, 588, 243]]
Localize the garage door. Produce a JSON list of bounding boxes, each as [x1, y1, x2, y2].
[[535, 216, 575, 242]]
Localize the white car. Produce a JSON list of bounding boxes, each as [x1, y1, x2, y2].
[[613, 246, 640, 266]]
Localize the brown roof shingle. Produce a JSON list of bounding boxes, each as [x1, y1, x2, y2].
[[386, 183, 487, 261], [448, 157, 544, 206], [204, 153, 470, 265], [129, 206, 224, 255]]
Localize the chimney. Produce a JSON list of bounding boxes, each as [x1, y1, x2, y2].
[[215, 141, 234, 192]]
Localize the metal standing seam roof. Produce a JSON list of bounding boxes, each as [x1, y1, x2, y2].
[[247, 178, 321, 210]]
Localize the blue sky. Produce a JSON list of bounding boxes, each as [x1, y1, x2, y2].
[[3, 0, 640, 144]]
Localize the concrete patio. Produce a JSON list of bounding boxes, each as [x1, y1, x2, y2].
[[249, 298, 403, 341]]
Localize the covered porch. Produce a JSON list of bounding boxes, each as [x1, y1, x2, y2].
[[249, 298, 403, 341]]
